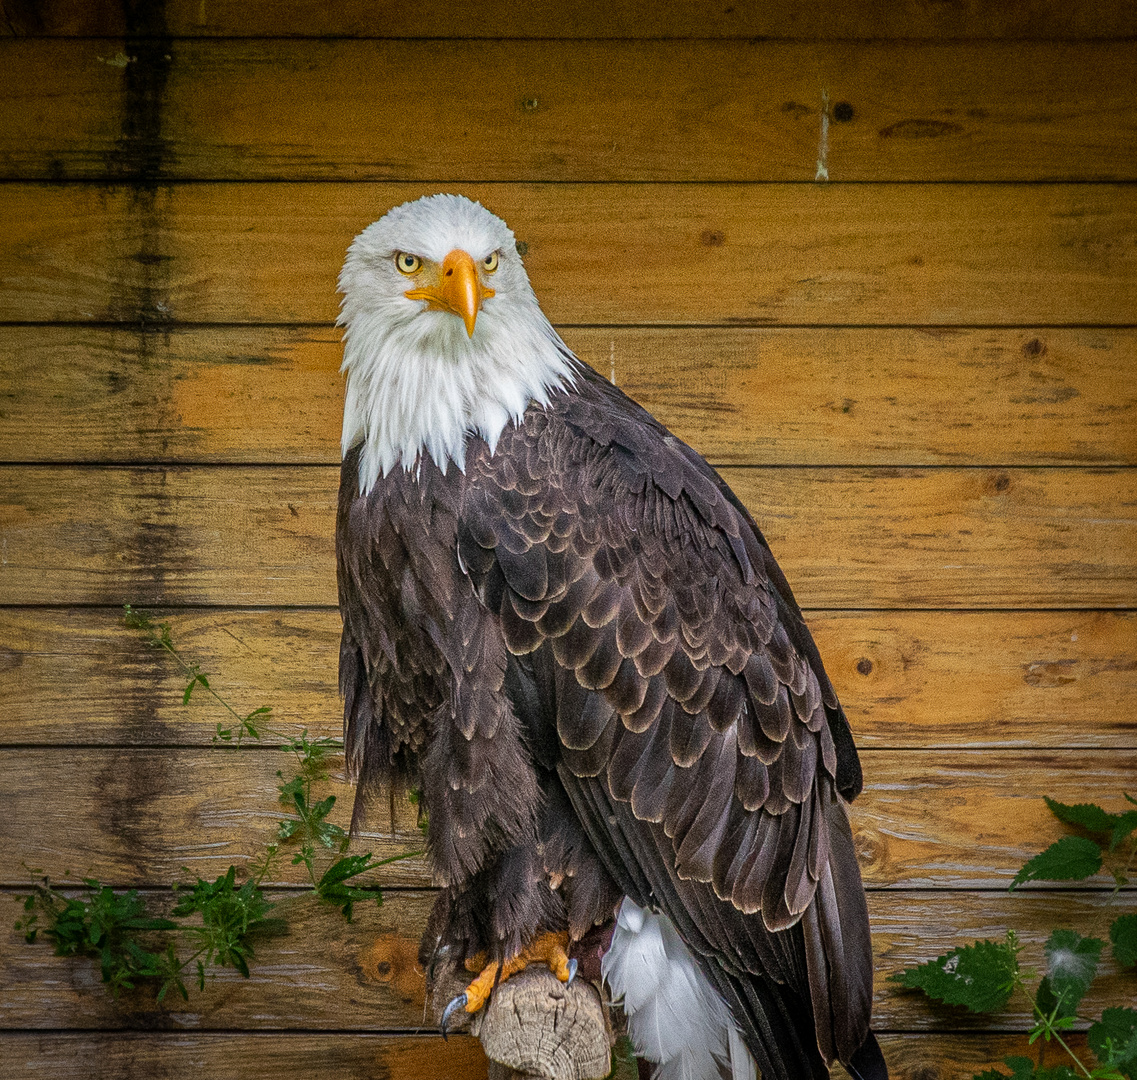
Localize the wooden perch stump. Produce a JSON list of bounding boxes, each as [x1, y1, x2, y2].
[[430, 961, 613, 1080]]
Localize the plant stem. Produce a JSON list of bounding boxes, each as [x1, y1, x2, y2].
[[1015, 974, 1093, 1080]]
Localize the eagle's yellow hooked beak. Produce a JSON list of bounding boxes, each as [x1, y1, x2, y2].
[[404, 249, 495, 337]]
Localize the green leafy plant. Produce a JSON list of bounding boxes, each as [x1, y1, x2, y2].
[[14, 607, 420, 999], [892, 795, 1137, 1080]]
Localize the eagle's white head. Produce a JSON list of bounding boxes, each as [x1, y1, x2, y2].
[[337, 193, 576, 493]]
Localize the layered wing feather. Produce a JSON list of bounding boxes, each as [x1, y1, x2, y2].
[[459, 362, 874, 1072]]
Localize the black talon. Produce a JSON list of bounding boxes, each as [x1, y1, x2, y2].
[[440, 991, 468, 1039], [566, 957, 578, 985]]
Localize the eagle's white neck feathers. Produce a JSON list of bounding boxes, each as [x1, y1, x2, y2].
[[337, 194, 575, 494]]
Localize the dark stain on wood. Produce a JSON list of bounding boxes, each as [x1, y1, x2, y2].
[[103, 0, 175, 327], [93, 748, 173, 862], [1023, 659, 1078, 687], [880, 118, 965, 139]]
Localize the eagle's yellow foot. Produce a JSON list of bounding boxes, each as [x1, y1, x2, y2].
[[440, 932, 577, 1037]]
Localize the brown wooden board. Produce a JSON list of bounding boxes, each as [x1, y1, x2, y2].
[[2, 184, 1134, 326], [2, 746, 1134, 889], [0, 888, 1132, 1032], [4, 41, 1136, 182], [0, 1034, 492, 1080], [2, 608, 1136, 749], [3, 0, 1135, 39], [3, 327, 1135, 467], [0, 1032, 1101, 1080], [2, 464, 1134, 608]]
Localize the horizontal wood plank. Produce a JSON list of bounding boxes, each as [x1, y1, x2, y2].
[[0, 1032, 1101, 1080], [2, 184, 1134, 326], [4, 326, 1135, 467], [4, 0, 1135, 38], [0, 1034, 491, 1079], [1, 888, 1132, 1031], [2, 747, 1135, 889], [4, 41, 1135, 182], [3, 608, 1135, 749], [2, 465, 1134, 608]]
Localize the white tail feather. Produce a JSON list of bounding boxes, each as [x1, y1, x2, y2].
[[603, 899, 757, 1080]]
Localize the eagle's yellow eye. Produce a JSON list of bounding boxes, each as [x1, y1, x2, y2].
[[482, 251, 500, 273], [395, 252, 422, 275]]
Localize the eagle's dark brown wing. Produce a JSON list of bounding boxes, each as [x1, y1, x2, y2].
[[457, 362, 875, 1075]]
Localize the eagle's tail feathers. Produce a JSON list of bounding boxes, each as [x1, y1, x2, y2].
[[844, 1032, 889, 1080], [604, 899, 755, 1080], [802, 791, 877, 1067]]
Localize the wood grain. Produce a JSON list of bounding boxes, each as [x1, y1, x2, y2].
[[2, 608, 1135, 749], [0, 1031, 490, 1078], [2, 184, 1134, 325], [0, 1032, 1099, 1080], [2, 746, 1134, 889], [4, 41, 1135, 182], [3, 0, 1134, 39], [3, 464, 1134, 608], [1, 888, 1132, 1032], [3, 327, 1135, 467]]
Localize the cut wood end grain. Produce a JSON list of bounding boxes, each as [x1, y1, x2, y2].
[[430, 960, 613, 1080]]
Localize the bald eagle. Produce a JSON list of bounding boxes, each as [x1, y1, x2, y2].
[[336, 194, 886, 1080]]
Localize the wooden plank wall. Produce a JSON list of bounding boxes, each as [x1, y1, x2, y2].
[[1, 2, 1135, 1077]]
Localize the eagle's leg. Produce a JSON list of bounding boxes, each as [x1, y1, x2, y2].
[[441, 931, 577, 1034]]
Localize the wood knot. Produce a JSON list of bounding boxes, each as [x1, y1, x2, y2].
[[359, 934, 426, 1005], [700, 230, 726, 247], [1022, 337, 1047, 357], [851, 823, 886, 877], [833, 102, 855, 122], [986, 472, 1012, 495], [856, 657, 874, 676]]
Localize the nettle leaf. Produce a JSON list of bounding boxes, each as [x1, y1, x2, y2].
[[1046, 793, 1137, 850], [1037, 930, 1103, 1019], [890, 937, 1019, 1013], [1011, 836, 1103, 889], [1110, 914, 1137, 969], [1089, 1008, 1137, 1080]]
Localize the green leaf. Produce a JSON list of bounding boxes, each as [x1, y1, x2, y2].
[[1111, 914, 1137, 968], [182, 672, 208, 705], [890, 936, 1019, 1013], [317, 853, 376, 889], [1011, 836, 1104, 889], [1047, 796, 1137, 850], [1045, 797, 1115, 830], [278, 775, 305, 804], [1089, 1008, 1137, 1080], [1034, 1068, 1080, 1080], [277, 819, 299, 841], [1039, 929, 1103, 1019]]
